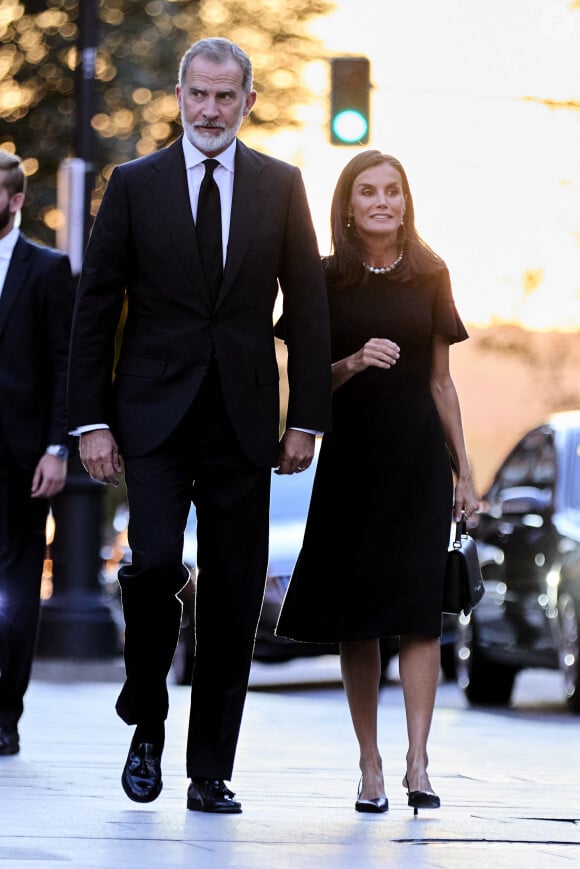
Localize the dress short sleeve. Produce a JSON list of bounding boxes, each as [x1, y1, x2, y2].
[[433, 265, 469, 344]]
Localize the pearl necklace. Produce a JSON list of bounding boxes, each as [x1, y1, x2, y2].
[[363, 248, 404, 274]]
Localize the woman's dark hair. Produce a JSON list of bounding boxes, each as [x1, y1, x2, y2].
[[327, 150, 443, 287]]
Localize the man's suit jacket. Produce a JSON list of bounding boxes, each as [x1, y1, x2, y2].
[[0, 234, 73, 470], [67, 137, 331, 466]]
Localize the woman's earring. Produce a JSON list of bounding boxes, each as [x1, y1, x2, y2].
[[346, 215, 352, 229]]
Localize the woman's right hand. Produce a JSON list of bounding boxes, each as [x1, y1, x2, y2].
[[350, 338, 400, 374], [332, 338, 400, 390]]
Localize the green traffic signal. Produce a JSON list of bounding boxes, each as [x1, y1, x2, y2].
[[331, 110, 369, 145], [330, 57, 370, 145]]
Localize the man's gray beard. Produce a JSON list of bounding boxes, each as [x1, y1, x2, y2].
[[181, 106, 245, 154], [183, 123, 231, 153]]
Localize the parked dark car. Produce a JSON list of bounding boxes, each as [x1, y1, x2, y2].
[[455, 411, 580, 711]]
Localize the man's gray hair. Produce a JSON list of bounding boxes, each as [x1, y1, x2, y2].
[[178, 37, 253, 93]]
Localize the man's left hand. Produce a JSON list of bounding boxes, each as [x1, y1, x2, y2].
[[275, 429, 315, 475]]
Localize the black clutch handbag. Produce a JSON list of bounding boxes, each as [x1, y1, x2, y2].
[[442, 516, 485, 615]]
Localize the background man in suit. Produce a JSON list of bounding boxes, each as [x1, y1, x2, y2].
[[67, 38, 331, 811], [0, 150, 74, 755]]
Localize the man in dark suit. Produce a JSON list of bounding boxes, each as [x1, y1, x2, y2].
[[67, 38, 331, 811], [0, 150, 74, 755]]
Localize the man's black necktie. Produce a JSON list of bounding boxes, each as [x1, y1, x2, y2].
[[196, 158, 223, 303]]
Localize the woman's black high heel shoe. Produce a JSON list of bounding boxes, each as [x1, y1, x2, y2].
[[355, 778, 389, 813], [403, 774, 440, 816]]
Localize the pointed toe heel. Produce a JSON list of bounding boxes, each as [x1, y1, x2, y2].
[[355, 778, 389, 814], [355, 795, 389, 814], [403, 774, 440, 816]]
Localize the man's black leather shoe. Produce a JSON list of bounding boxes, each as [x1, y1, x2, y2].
[[121, 742, 163, 803], [0, 726, 19, 756], [187, 778, 242, 813]]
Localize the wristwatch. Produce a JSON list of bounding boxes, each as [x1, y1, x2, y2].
[[46, 444, 69, 461]]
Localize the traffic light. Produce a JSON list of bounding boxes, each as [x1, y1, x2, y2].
[[330, 57, 370, 145]]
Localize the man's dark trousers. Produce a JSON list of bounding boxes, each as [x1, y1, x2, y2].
[[0, 441, 49, 727], [115, 362, 270, 780]]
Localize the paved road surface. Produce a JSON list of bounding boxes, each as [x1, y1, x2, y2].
[[0, 657, 578, 868]]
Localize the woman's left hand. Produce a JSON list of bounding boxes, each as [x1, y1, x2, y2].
[[453, 475, 480, 523]]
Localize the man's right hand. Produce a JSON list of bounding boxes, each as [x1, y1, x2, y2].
[[79, 429, 123, 486]]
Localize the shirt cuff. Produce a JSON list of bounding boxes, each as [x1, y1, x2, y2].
[[288, 427, 321, 436], [70, 424, 110, 436]]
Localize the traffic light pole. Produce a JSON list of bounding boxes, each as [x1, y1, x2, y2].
[[38, 0, 119, 659]]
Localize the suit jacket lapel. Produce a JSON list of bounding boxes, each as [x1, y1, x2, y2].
[[147, 138, 212, 310], [216, 141, 266, 309], [145, 137, 266, 312], [0, 235, 29, 338]]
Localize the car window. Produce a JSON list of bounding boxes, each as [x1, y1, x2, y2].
[[491, 428, 556, 496], [183, 448, 319, 563]]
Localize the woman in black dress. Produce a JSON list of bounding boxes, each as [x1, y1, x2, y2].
[[276, 151, 479, 814]]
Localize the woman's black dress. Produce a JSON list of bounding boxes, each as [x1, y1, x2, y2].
[[276, 260, 468, 642]]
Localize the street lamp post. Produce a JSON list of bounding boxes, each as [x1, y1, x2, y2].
[[38, 0, 119, 659], [76, 0, 97, 249]]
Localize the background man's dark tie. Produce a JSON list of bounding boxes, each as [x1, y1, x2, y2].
[[196, 158, 223, 303]]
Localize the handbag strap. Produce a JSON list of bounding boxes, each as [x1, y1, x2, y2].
[[453, 513, 467, 548]]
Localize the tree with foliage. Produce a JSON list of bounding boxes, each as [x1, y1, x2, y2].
[[0, 0, 333, 245]]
